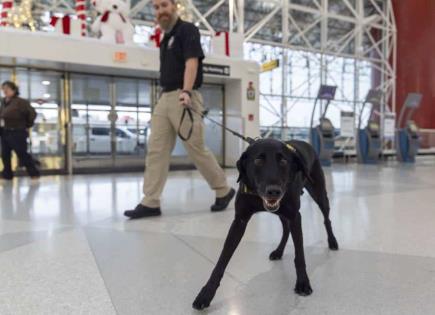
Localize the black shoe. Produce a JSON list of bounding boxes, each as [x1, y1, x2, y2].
[[211, 188, 236, 212], [124, 204, 161, 219]]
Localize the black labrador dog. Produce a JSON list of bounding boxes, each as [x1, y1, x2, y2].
[[192, 138, 339, 310]]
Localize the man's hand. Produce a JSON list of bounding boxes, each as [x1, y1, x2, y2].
[[179, 90, 192, 108]]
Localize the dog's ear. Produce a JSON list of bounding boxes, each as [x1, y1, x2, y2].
[[236, 152, 247, 183], [285, 144, 313, 183]]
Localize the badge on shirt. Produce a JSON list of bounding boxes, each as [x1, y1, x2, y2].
[[168, 36, 175, 49]]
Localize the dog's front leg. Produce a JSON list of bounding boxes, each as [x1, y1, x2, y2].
[[192, 217, 250, 310], [289, 212, 313, 296]]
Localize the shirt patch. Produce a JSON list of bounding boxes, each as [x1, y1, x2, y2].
[[168, 36, 175, 49]]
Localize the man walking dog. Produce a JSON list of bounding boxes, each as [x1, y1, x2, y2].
[[124, 0, 235, 219]]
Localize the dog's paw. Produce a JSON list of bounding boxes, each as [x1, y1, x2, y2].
[[192, 286, 215, 310], [328, 237, 339, 250], [269, 250, 283, 260], [294, 279, 313, 296]]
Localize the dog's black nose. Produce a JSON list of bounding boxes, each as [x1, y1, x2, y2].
[[265, 185, 282, 198], [113, 4, 118, 9]]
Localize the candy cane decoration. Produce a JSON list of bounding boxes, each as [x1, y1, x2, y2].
[[75, 0, 87, 36], [0, 0, 13, 27]]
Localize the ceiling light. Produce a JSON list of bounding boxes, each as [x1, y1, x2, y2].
[[42, 80, 51, 85]]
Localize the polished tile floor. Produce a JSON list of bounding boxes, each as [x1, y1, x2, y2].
[[1, 158, 435, 315]]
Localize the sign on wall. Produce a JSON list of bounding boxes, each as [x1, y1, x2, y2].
[[383, 113, 396, 137], [247, 81, 256, 101], [261, 59, 280, 72], [113, 51, 127, 63], [203, 64, 230, 76], [340, 111, 355, 137]]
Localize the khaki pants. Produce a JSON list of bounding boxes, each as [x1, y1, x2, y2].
[[141, 90, 230, 208]]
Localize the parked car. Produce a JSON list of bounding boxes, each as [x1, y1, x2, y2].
[[30, 118, 143, 154], [125, 125, 149, 147], [73, 124, 139, 154]]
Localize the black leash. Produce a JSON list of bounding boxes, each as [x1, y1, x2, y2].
[[177, 107, 255, 145], [177, 107, 194, 141], [177, 107, 313, 185]]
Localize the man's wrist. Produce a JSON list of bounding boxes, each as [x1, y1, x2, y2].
[[181, 90, 192, 97]]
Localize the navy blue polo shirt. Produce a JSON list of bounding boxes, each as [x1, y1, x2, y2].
[[159, 18, 204, 91]]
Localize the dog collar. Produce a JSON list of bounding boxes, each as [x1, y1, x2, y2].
[[286, 143, 297, 153], [239, 183, 257, 196]]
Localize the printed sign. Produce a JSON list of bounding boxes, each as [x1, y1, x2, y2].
[[261, 59, 280, 72], [247, 82, 256, 101], [113, 51, 127, 63], [383, 113, 396, 137], [340, 111, 354, 137], [203, 64, 230, 76]]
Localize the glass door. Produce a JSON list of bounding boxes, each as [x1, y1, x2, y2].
[[113, 78, 152, 167], [70, 74, 153, 171], [0, 68, 67, 174], [71, 74, 113, 169]]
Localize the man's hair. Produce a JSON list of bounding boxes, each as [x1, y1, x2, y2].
[[1, 80, 20, 96]]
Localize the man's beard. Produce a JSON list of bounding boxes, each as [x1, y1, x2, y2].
[[158, 13, 175, 31]]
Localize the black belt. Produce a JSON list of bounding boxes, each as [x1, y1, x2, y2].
[[2, 128, 26, 131], [161, 87, 180, 93], [161, 87, 199, 93]]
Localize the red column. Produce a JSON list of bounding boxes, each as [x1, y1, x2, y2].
[[392, 0, 435, 128]]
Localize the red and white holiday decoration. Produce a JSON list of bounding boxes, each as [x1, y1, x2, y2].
[[211, 31, 244, 58], [91, 0, 134, 44], [1, 0, 13, 27], [50, 15, 83, 37], [149, 25, 162, 48], [75, 0, 87, 36], [215, 31, 229, 56]]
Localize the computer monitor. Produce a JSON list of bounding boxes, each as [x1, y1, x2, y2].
[[407, 121, 419, 133], [368, 122, 379, 132], [320, 118, 334, 131], [317, 85, 337, 101], [404, 93, 422, 108], [365, 89, 383, 105]]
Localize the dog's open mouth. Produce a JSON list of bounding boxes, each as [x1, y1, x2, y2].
[[261, 197, 282, 212]]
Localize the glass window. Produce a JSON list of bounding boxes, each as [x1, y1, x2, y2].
[[92, 127, 110, 136], [116, 78, 137, 105], [0, 68, 12, 84], [72, 75, 111, 105], [115, 128, 129, 138]]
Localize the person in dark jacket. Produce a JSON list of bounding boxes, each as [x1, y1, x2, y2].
[[0, 81, 40, 180]]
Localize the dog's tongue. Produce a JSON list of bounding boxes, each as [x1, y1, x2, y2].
[[267, 198, 279, 203]]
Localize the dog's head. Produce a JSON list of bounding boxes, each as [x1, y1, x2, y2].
[[237, 139, 311, 212]]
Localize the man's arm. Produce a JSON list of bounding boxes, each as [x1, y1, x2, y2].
[[179, 23, 204, 107], [180, 58, 198, 107], [183, 57, 198, 92]]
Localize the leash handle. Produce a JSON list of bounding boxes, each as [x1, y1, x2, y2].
[[177, 107, 194, 141]]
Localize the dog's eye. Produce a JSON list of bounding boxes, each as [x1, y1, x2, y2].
[[279, 159, 288, 167], [254, 158, 264, 166]]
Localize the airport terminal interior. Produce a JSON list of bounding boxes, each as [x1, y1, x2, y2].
[[1, 0, 434, 314]]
